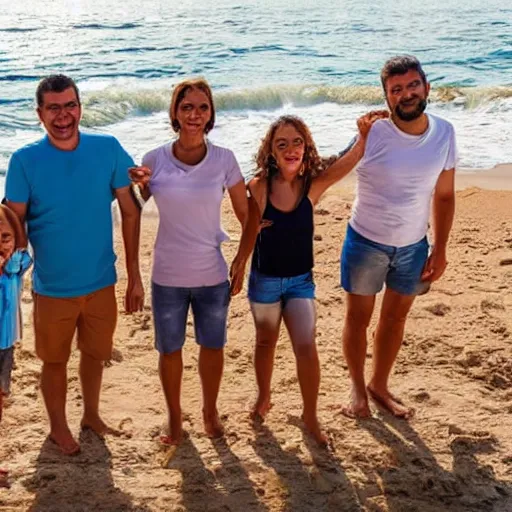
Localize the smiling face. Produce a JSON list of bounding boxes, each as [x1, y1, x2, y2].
[[174, 87, 213, 136], [384, 69, 430, 122], [37, 87, 81, 150], [271, 123, 306, 180], [0, 215, 15, 270]]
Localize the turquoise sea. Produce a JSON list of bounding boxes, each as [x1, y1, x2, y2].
[[1, 0, 511, 193]]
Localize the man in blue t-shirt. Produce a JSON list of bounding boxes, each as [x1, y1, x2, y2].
[[5, 75, 144, 455]]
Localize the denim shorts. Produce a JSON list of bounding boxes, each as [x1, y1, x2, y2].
[[248, 269, 316, 305], [341, 224, 430, 296], [152, 280, 230, 354], [0, 347, 14, 395]]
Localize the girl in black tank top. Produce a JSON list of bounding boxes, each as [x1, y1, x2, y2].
[[251, 178, 314, 277], [228, 112, 384, 446]]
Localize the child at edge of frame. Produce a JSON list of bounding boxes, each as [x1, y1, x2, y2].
[[0, 203, 32, 489]]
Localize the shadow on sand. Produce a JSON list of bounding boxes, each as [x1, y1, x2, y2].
[[24, 429, 149, 512], [165, 435, 268, 512], [359, 413, 512, 512], [252, 418, 362, 512]]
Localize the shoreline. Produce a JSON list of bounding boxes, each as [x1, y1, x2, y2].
[[1, 163, 512, 192], [329, 163, 512, 192]]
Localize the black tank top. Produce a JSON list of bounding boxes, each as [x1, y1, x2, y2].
[[251, 190, 314, 277]]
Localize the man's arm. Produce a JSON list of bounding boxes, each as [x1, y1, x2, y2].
[[115, 186, 144, 312], [421, 169, 455, 282], [4, 201, 28, 248]]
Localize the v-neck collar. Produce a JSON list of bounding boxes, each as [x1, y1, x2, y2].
[[167, 139, 210, 175]]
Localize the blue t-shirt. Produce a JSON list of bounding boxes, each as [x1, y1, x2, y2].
[[0, 250, 32, 350], [5, 133, 134, 297]]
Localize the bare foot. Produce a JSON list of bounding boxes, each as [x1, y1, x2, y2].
[[302, 412, 328, 448], [49, 427, 80, 455], [367, 384, 414, 419], [341, 388, 372, 419], [160, 434, 181, 446], [81, 415, 122, 438], [250, 395, 272, 423], [203, 409, 224, 439], [162, 411, 183, 446]]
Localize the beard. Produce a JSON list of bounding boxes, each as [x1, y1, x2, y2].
[[394, 97, 427, 121]]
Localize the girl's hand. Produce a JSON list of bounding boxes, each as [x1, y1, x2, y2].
[[129, 166, 152, 189], [357, 110, 389, 139], [229, 256, 246, 297]]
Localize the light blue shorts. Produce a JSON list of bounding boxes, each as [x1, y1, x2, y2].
[[248, 269, 316, 305], [341, 224, 430, 296], [151, 280, 230, 354]]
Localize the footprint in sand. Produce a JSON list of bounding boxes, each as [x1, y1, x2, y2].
[[481, 298, 505, 313], [412, 391, 431, 403], [424, 303, 451, 316]]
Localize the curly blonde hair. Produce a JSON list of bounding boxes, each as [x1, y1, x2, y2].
[[254, 116, 328, 182]]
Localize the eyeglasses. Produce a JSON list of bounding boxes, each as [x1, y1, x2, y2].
[[43, 101, 80, 114]]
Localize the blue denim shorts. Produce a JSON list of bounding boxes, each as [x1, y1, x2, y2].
[[248, 269, 316, 304], [341, 224, 430, 296], [152, 280, 230, 354]]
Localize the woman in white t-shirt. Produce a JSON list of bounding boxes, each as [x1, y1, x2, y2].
[[130, 79, 248, 446]]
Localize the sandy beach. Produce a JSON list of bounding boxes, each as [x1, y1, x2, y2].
[[1, 165, 511, 512]]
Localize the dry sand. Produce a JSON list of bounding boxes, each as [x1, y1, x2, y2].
[[1, 165, 511, 511]]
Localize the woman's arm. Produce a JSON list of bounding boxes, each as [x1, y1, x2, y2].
[[228, 178, 266, 296]]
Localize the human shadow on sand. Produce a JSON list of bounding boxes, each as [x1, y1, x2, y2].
[[166, 435, 267, 512], [252, 421, 362, 512], [359, 414, 512, 512], [24, 429, 149, 512]]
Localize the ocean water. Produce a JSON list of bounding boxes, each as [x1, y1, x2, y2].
[[1, 0, 511, 194]]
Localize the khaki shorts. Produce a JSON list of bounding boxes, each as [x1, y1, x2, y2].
[[33, 285, 117, 363]]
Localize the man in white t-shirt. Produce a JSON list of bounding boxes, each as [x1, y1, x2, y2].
[[341, 55, 457, 419]]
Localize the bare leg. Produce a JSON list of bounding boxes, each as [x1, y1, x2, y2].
[[80, 351, 120, 436], [41, 362, 80, 455], [159, 350, 183, 445], [199, 346, 224, 438], [0, 466, 8, 489], [283, 298, 326, 446], [368, 288, 416, 418], [0, 392, 9, 485], [342, 293, 376, 418], [249, 301, 282, 422]]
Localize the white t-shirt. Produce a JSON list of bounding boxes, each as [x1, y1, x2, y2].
[[349, 114, 458, 247], [142, 140, 243, 287]]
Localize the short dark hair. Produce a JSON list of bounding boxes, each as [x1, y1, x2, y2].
[[380, 55, 427, 89], [36, 74, 80, 108], [169, 78, 215, 134]]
